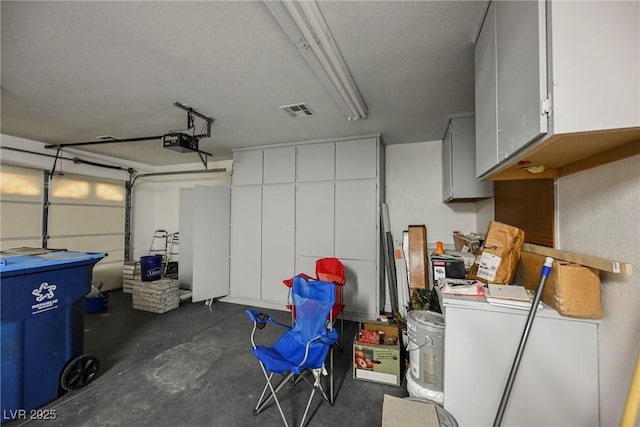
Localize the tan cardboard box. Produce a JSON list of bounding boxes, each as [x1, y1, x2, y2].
[[516, 251, 602, 319], [353, 322, 403, 386], [468, 221, 525, 285]]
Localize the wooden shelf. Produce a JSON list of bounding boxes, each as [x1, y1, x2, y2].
[[482, 127, 640, 181], [523, 243, 633, 275]]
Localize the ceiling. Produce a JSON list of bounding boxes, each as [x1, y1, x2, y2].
[[1, 1, 487, 167]]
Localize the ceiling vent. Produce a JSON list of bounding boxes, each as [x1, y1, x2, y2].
[[279, 103, 314, 118]]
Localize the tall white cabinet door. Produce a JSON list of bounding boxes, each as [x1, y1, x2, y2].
[[261, 184, 295, 304], [475, 1, 498, 177], [191, 186, 230, 302], [295, 255, 319, 278], [296, 182, 334, 257], [263, 146, 295, 184], [229, 185, 262, 299], [342, 259, 377, 319], [232, 150, 263, 185], [496, 0, 547, 161], [296, 142, 335, 182], [335, 137, 377, 180], [335, 180, 377, 261]]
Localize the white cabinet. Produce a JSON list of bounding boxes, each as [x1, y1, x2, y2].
[[232, 150, 263, 185], [443, 115, 492, 202], [474, 1, 498, 176], [263, 146, 295, 184], [549, 1, 639, 134], [341, 259, 377, 320], [474, 1, 639, 178], [229, 136, 383, 321], [475, 0, 547, 176], [229, 185, 262, 299], [335, 180, 377, 260], [335, 137, 377, 180], [443, 297, 599, 426], [261, 184, 295, 304], [495, 0, 547, 162], [296, 142, 335, 182], [296, 182, 335, 257]]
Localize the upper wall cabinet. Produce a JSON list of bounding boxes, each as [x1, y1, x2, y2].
[[296, 142, 335, 182], [335, 137, 378, 180], [475, 0, 547, 176], [232, 150, 263, 185], [475, 0, 640, 180], [474, 1, 499, 176], [263, 146, 295, 184], [443, 114, 493, 202]]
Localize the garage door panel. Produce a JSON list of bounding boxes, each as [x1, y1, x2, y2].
[[48, 235, 123, 255], [49, 205, 124, 235], [0, 202, 41, 238], [50, 174, 125, 206], [1, 238, 42, 251]]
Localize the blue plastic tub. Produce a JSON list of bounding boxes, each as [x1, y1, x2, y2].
[[85, 292, 110, 313], [0, 251, 104, 422]]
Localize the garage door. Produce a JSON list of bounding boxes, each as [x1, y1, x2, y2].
[[0, 165, 126, 290], [0, 164, 43, 250]]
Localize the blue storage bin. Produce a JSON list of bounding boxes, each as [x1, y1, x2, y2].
[[0, 250, 104, 423]]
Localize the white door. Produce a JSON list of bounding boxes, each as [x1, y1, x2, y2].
[[335, 180, 377, 261], [296, 181, 334, 257], [475, 1, 499, 177], [191, 186, 230, 302], [229, 185, 262, 299], [496, 0, 548, 161], [261, 184, 295, 303]]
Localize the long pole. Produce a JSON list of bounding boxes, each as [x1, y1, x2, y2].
[[493, 256, 554, 427]]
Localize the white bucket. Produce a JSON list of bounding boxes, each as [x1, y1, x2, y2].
[[406, 310, 445, 391], [406, 371, 444, 406]]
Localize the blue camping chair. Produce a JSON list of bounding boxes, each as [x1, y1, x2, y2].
[[246, 275, 338, 427]]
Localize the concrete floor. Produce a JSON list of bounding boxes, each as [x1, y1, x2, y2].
[[13, 290, 409, 426]]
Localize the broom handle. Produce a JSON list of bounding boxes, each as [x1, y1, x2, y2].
[[493, 257, 554, 427]]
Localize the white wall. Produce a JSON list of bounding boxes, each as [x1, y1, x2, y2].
[[557, 155, 640, 426], [385, 141, 483, 248]]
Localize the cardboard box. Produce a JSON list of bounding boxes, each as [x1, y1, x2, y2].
[[468, 221, 525, 285], [452, 231, 483, 255], [516, 251, 602, 319], [408, 225, 429, 289], [354, 322, 402, 386]]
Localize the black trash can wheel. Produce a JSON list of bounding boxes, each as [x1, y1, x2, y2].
[[60, 354, 100, 392]]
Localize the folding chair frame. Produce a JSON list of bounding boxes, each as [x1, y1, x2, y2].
[[247, 301, 337, 427]]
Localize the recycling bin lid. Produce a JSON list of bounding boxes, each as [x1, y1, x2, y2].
[[0, 250, 105, 273]]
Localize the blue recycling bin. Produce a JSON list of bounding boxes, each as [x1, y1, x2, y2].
[[0, 250, 104, 423]]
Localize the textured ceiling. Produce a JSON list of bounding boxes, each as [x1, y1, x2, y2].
[[1, 1, 487, 166]]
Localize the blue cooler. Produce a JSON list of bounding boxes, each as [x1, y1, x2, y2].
[[0, 250, 104, 423]]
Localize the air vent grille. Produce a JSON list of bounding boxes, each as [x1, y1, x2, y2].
[[278, 103, 314, 118]]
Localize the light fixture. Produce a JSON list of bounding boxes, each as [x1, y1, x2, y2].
[[264, 0, 368, 122]]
